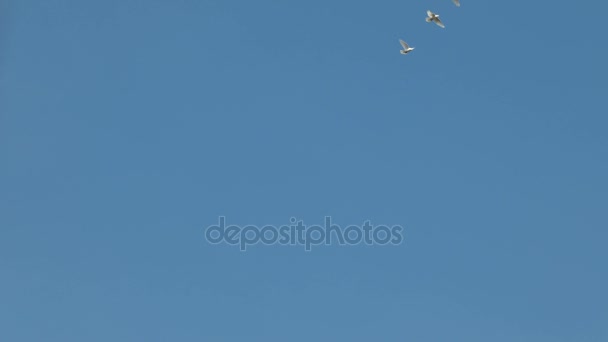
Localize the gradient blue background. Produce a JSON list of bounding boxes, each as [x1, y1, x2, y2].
[[1, 0, 607, 340]]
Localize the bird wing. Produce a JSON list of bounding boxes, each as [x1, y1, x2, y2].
[[399, 39, 410, 49], [427, 10, 434, 17], [452, 0, 460, 6], [435, 18, 445, 28]]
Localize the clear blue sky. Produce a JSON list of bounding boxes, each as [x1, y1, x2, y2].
[[1, 0, 607, 341]]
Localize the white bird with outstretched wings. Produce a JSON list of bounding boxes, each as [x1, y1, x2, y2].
[[426, 10, 445, 28], [399, 39, 415, 54]]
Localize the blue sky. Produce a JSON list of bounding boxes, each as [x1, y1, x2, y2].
[[1, 0, 607, 341]]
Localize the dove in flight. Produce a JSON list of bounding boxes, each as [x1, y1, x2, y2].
[[452, 0, 460, 7], [399, 39, 415, 54], [426, 10, 445, 28]]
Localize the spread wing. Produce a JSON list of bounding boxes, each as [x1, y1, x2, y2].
[[452, 0, 460, 6], [399, 39, 410, 49], [435, 18, 445, 28], [427, 10, 433, 17]]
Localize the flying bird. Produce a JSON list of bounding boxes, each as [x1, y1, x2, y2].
[[452, 0, 460, 6], [426, 10, 445, 28], [399, 39, 415, 54]]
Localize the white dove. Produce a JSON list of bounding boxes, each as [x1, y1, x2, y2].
[[399, 39, 415, 54], [452, 0, 460, 7], [426, 10, 445, 28]]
